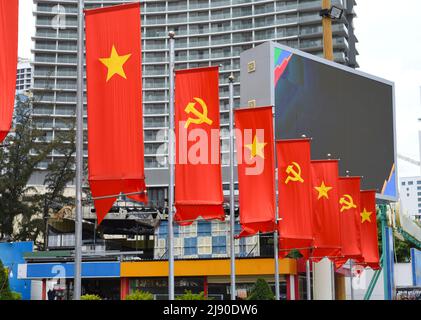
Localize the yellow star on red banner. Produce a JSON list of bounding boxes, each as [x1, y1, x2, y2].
[[315, 181, 333, 200], [361, 208, 372, 223], [245, 136, 267, 160], [99, 45, 132, 82]]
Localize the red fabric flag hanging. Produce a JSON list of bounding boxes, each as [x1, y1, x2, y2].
[[85, 3, 147, 224], [174, 66, 224, 225], [0, 0, 18, 143], [359, 190, 380, 270], [235, 106, 276, 237], [310, 160, 342, 262], [335, 177, 363, 269], [277, 139, 313, 259]]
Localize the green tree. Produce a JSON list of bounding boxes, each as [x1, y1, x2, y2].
[[0, 260, 12, 300], [0, 94, 55, 243], [247, 279, 275, 300], [0, 94, 77, 248]]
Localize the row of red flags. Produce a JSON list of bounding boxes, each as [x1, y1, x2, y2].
[[236, 107, 379, 269], [84, 4, 380, 269], [0, 3, 379, 270]]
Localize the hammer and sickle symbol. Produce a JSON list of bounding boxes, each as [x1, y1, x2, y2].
[[285, 162, 304, 184], [184, 97, 213, 129], [339, 194, 357, 212]]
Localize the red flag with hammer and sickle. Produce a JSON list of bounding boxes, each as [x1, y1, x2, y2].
[[335, 177, 363, 269], [174, 66, 224, 225], [85, 3, 147, 224], [359, 190, 380, 270], [277, 139, 313, 258], [235, 106, 276, 238], [0, 0, 18, 143], [310, 160, 342, 262]]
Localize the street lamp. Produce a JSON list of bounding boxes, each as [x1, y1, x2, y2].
[[319, 5, 344, 20]]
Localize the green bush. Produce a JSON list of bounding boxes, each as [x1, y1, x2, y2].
[[10, 292, 22, 300], [125, 290, 154, 300], [247, 279, 275, 300], [176, 290, 208, 300], [80, 294, 102, 300]]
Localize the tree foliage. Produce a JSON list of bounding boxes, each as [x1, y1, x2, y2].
[[0, 93, 76, 248], [247, 278, 275, 300], [0, 260, 13, 300]]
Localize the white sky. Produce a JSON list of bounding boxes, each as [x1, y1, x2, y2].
[[17, 0, 421, 179]]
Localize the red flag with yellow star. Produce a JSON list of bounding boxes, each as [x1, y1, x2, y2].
[[277, 139, 313, 258], [359, 190, 380, 270], [335, 177, 363, 268], [0, 0, 18, 143], [310, 160, 342, 261], [85, 3, 147, 224], [174, 66, 224, 225], [234, 106, 276, 237]]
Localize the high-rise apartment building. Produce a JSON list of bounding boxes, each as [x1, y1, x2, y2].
[[31, 0, 358, 203], [16, 58, 33, 93]]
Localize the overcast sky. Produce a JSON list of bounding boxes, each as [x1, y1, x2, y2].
[[17, 0, 421, 178]]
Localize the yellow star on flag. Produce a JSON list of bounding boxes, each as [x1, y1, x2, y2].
[[99, 45, 132, 82], [361, 208, 372, 223], [315, 181, 333, 200], [245, 135, 267, 159]]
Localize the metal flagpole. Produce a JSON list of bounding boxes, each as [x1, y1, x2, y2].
[[306, 260, 312, 300], [349, 259, 354, 300], [74, 0, 85, 301], [228, 74, 236, 300], [274, 218, 280, 300], [168, 31, 176, 301], [273, 129, 280, 300], [331, 261, 336, 300]]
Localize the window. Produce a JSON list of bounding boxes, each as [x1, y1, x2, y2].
[[408, 181, 414, 185], [212, 236, 226, 254], [402, 182, 406, 186], [184, 238, 198, 256], [198, 221, 212, 236]]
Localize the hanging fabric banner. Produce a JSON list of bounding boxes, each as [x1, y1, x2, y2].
[[174, 66, 224, 225], [310, 160, 342, 261], [359, 190, 381, 270], [85, 3, 147, 224], [277, 139, 313, 259], [235, 106, 276, 238], [335, 177, 363, 269]]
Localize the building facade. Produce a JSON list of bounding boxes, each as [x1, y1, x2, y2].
[[16, 58, 33, 93], [400, 177, 421, 220], [31, 0, 358, 190]]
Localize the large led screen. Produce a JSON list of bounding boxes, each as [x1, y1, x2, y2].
[[274, 46, 396, 200]]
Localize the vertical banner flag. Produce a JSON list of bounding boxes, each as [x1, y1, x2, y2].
[[277, 139, 313, 258], [0, 0, 19, 142], [335, 177, 363, 268], [235, 106, 276, 237], [174, 66, 224, 225], [85, 3, 147, 224], [310, 160, 342, 261], [360, 190, 380, 270]]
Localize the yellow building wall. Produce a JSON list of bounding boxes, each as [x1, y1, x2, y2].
[[121, 258, 297, 278]]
